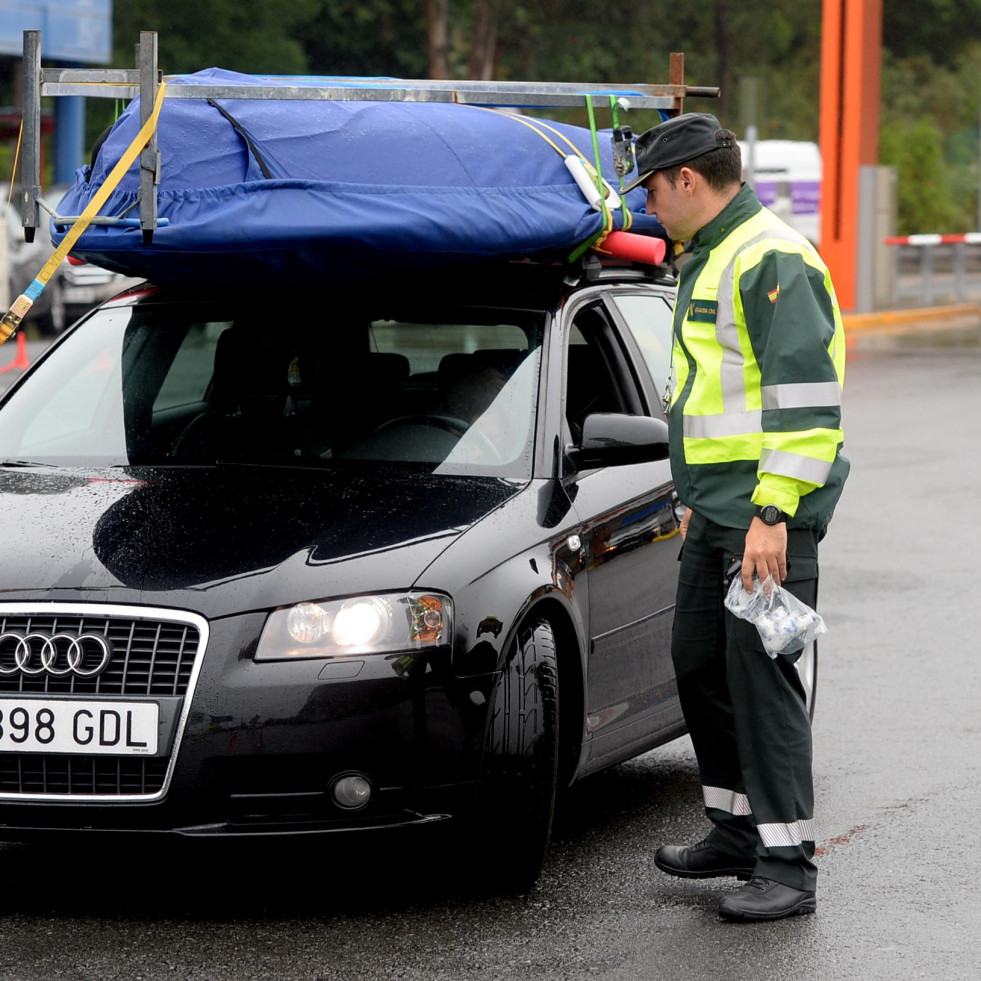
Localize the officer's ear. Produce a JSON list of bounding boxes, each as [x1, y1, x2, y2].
[[677, 165, 698, 195]]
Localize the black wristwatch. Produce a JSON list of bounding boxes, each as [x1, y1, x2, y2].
[[755, 504, 788, 526]]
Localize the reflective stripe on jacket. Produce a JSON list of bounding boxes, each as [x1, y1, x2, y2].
[[668, 184, 849, 531]]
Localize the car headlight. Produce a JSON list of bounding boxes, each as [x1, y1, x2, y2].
[[255, 591, 453, 661]]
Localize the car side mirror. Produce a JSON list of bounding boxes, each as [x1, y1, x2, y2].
[[567, 412, 670, 470]]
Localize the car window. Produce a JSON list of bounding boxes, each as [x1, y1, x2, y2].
[[341, 318, 540, 473], [565, 302, 646, 440], [609, 292, 675, 404], [0, 308, 219, 466], [369, 321, 528, 376], [153, 321, 230, 410], [0, 309, 132, 462], [0, 301, 543, 477]]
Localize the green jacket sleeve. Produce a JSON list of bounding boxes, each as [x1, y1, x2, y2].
[[738, 249, 845, 516]]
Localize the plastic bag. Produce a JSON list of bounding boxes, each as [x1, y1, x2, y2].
[[724, 572, 826, 658]]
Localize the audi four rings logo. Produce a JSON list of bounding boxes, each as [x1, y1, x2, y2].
[[0, 632, 113, 677]]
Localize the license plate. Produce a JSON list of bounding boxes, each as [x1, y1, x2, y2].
[[62, 287, 97, 303], [0, 698, 159, 755]]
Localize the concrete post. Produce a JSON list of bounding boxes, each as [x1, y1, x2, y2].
[[873, 166, 897, 309]]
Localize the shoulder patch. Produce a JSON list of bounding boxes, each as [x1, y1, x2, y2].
[[687, 299, 717, 323]]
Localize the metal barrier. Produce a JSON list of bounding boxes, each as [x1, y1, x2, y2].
[[884, 234, 981, 305]]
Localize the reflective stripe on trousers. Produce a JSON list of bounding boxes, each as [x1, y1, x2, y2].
[[703, 786, 815, 847]]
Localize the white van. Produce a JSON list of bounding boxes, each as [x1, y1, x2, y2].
[[738, 140, 822, 246]]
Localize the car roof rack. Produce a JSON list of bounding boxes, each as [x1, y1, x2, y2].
[[17, 29, 719, 245], [577, 252, 676, 285]]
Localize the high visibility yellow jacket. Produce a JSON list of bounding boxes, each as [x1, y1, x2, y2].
[[668, 184, 849, 531]]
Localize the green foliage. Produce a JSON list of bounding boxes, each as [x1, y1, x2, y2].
[[883, 0, 981, 67], [114, 0, 316, 75], [880, 120, 964, 234], [880, 44, 981, 231], [299, 0, 427, 78]]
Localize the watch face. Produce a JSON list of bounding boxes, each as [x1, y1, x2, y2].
[[759, 505, 782, 525]]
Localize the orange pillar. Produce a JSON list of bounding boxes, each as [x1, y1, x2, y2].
[[819, 0, 882, 312]]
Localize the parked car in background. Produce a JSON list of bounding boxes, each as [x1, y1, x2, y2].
[[1, 186, 141, 335]]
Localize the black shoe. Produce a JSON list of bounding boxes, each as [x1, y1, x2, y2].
[[654, 839, 755, 880], [718, 876, 817, 922]]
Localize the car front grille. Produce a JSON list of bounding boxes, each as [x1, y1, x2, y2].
[[0, 754, 171, 796], [0, 612, 197, 697], [0, 605, 207, 801]]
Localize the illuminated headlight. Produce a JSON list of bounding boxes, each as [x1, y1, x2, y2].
[[333, 597, 388, 648], [255, 591, 453, 661]]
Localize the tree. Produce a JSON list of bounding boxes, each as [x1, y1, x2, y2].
[[468, 0, 499, 79], [882, 0, 981, 67], [114, 0, 315, 75], [296, 0, 428, 78], [879, 44, 981, 232], [880, 119, 963, 234]]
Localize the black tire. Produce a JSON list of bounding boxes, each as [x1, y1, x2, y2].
[[466, 618, 559, 894]]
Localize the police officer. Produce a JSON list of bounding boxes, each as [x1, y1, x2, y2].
[[623, 113, 849, 921]]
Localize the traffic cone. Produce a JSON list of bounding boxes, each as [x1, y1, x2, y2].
[[0, 332, 30, 374]]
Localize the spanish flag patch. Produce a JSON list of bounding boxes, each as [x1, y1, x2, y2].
[[768, 285, 781, 304]]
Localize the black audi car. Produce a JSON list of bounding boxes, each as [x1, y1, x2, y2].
[[0, 256, 726, 890]]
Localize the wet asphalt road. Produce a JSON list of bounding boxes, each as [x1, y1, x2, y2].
[[1, 320, 981, 979]]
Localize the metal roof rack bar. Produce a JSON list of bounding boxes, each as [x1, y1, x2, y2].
[[39, 76, 717, 109], [138, 31, 159, 241], [21, 29, 42, 242]]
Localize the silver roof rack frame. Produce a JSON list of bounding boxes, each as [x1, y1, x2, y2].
[[20, 29, 719, 243]]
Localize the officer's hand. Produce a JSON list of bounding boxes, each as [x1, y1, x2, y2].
[[679, 507, 692, 541], [741, 518, 788, 591]]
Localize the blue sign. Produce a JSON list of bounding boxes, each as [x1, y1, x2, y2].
[[0, 1, 111, 64]]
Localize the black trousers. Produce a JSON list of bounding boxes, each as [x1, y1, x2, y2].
[[671, 511, 820, 892]]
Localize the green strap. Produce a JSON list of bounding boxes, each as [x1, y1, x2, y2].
[[568, 230, 604, 263], [610, 95, 632, 230], [584, 94, 607, 218], [568, 94, 633, 261]]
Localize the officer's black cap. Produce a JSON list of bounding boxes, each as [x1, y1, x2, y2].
[[622, 112, 735, 192]]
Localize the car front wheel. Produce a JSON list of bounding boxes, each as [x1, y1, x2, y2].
[[466, 617, 559, 894]]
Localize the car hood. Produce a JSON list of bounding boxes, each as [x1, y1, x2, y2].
[[0, 465, 520, 616]]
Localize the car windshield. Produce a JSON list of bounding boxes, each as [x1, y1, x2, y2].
[[0, 295, 545, 478]]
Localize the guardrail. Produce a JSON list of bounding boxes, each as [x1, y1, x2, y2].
[[884, 234, 981, 306]]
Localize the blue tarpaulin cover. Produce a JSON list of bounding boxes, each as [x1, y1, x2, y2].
[[52, 69, 665, 286]]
